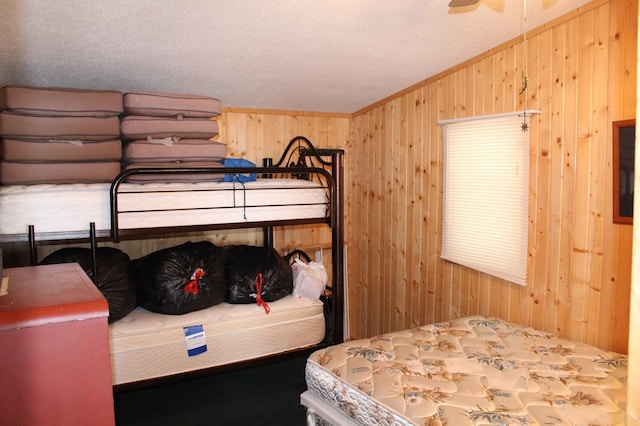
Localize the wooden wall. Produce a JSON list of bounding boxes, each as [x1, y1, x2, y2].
[[346, 0, 636, 354]]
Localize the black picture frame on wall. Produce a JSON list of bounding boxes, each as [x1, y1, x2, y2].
[[613, 119, 635, 224]]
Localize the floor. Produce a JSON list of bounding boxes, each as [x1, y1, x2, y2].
[[113, 353, 309, 426]]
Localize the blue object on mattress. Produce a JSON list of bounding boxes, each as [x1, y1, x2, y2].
[[222, 158, 257, 183]]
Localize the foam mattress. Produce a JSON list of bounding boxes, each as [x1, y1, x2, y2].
[[124, 139, 227, 163], [119, 115, 219, 140], [123, 91, 221, 118], [109, 295, 325, 385], [303, 316, 628, 425], [2, 138, 122, 162], [0, 161, 122, 185], [0, 112, 121, 140], [0, 179, 329, 237], [0, 85, 123, 117]]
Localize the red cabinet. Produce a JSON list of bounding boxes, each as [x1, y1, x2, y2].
[[0, 263, 115, 426]]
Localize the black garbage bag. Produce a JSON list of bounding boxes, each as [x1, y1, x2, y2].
[[225, 245, 293, 311], [133, 241, 227, 315], [40, 247, 137, 322]]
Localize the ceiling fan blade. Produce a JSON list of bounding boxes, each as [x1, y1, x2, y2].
[[448, 0, 480, 7]]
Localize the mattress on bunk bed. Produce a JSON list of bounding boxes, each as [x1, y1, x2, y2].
[[109, 295, 325, 385], [123, 91, 222, 118], [119, 115, 219, 140], [302, 316, 628, 426], [2, 138, 122, 161], [0, 178, 329, 235], [0, 161, 122, 185], [124, 139, 227, 163], [0, 112, 121, 140], [0, 85, 123, 117]]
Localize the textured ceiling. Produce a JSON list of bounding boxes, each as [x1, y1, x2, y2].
[[1, 0, 592, 113]]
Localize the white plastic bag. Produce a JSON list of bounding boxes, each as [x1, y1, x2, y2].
[[291, 258, 327, 300]]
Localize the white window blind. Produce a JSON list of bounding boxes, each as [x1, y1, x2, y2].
[[440, 112, 535, 286]]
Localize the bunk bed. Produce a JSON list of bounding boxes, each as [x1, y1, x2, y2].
[[301, 315, 628, 425], [0, 136, 345, 387]]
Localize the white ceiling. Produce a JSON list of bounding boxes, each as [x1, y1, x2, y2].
[[1, 0, 592, 114]]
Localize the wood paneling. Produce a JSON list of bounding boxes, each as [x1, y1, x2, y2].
[[347, 0, 635, 353]]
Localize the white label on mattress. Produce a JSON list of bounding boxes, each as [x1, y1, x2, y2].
[[183, 325, 207, 356]]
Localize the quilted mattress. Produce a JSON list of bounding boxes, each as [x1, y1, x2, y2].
[[109, 295, 325, 385], [0, 179, 328, 237], [303, 316, 628, 425]]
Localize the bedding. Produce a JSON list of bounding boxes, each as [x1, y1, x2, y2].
[[302, 316, 627, 425], [123, 91, 221, 118], [0, 112, 121, 140], [0, 178, 329, 237], [124, 138, 227, 163], [0, 85, 123, 117], [2, 138, 122, 162], [133, 241, 227, 315], [39, 247, 137, 322], [119, 115, 219, 141], [0, 160, 122, 184], [110, 295, 325, 385]]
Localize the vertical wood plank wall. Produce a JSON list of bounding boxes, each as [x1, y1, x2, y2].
[[347, 0, 636, 353]]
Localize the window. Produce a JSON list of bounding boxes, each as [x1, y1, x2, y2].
[[439, 112, 536, 286]]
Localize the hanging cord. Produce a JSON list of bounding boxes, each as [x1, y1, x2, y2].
[[230, 180, 248, 220], [519, 0, 530, 132]]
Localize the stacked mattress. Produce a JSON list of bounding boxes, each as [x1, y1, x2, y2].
[[0, 86, 123, 184], [120, 92, 226, 182]]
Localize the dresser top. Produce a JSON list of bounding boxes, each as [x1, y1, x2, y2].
[[0, 263, 108, 330]]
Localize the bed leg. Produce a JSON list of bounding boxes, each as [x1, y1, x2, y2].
[[262, 157, 273, 178], [306, 409, 319, 426], [263, 226, 274, 248], [28, 225, 37, 265], [306, 409, 333, 426], [89, 222, 97, 283]]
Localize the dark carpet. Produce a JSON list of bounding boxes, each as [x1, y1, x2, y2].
[[113, 353, 309, 426]]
